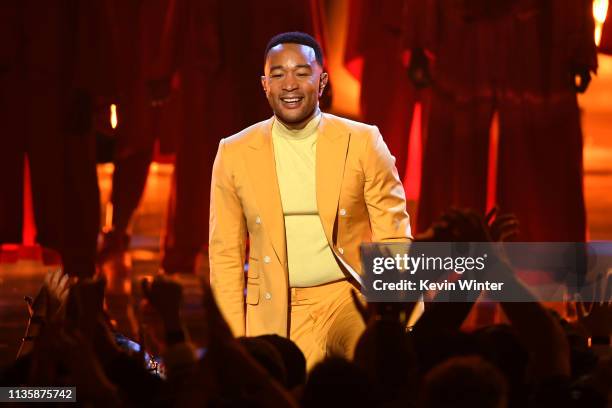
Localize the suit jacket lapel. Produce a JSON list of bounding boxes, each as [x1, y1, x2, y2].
[[244, 118, 287, 266], [316, 114, 350, 245]]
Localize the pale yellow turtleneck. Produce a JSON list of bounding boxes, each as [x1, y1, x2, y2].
[[272, 112, 346, 288]]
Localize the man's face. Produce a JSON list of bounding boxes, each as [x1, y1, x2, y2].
[[261, 43, 328, 130]]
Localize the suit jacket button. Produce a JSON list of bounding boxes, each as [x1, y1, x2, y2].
[[338, 247, 344, 255], [339, 208, 347, 216], [264, 292, 272, 300], [255, 216, 261, 224], [264, 255, 271, 263]]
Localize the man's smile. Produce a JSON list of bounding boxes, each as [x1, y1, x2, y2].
[[280, 96, 304, 108]]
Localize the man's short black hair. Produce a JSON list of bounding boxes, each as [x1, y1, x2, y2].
[[264, 31, 324, 67]]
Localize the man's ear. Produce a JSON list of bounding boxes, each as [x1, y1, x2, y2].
[[261, 75, 268, 94], [318, 72, 329, 97]]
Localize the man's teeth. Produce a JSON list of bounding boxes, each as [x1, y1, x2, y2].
[[282, 98, 301, 102]]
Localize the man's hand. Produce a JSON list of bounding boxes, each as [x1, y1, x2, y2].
[[576, 275, 612, 338], [45, 268, 71, 308], [18, 269, 75, 358], [27, 268, 72, 320], [141, 275, 183, 323], [429, 208, 492, 242], [140, 274, 189, 348], [485, 207, 519, 242]]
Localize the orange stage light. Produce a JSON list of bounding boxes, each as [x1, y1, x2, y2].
[[110, 103, 118, 129], [594, 0, 609, 46]]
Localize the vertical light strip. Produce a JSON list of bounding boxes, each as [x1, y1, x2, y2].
[[593, 0, 609, 46], [110, 103, 118, 129]]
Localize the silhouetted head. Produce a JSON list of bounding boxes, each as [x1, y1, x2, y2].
[[421, 356, 508, 408], [257, 334, 306, 389], [238, 337, 287, 386], [301, 357, 375, 408]]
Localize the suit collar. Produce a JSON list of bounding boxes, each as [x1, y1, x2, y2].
[[316, 114, 350, 244], [244, 117, 286, 265], [248, 113, 344, 149], [247, 117, 274, 150]]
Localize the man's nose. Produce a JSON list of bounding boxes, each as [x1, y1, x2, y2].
[[282, 73, 298, 91]]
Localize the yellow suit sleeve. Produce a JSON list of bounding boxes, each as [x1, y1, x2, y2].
[[363, 126, 413, 242], [209, 139, 247, 337]]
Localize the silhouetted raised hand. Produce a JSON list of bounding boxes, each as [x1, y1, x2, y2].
[[26, 268, 72, 321], [141, 275, 183, 325], [186, 278, 298, 408], [140, 275, 189, 362], [486, 206, 519, 242], [18, 269, 73, 358], [576, 274, 612, 339]]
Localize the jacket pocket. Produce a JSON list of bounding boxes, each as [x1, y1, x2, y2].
[[246, 283, 260, 305], [247, 258, 259, 279]]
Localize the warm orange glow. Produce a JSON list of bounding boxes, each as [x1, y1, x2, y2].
[[404, 103, 422, 201], [486, 112, 500, 214], [595, 26, 603, 45], [594, 0, 609, 46], [104, 202, 114, 232], [594, 0, 608, 22], [23, 157, 36, 245], [326, 0, 360, 117], [110, 103, 118, 129]]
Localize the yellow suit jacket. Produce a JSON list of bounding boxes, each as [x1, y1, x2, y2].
[[209, 113, 411, 337]]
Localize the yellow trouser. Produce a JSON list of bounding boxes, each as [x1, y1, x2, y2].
[[289, 279, 366, 370]]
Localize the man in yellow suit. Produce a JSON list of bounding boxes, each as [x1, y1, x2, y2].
[[209, 32, 411, 368]]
